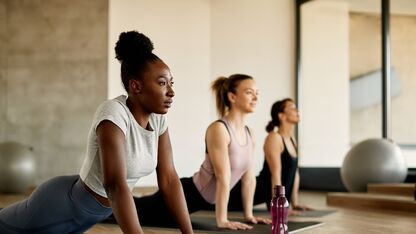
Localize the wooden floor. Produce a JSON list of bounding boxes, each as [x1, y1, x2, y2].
[[1, 188, 416, 234]]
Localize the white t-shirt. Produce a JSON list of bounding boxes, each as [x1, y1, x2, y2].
[[79, 95, 167, 198]]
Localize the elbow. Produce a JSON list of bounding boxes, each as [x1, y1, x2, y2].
[[159, 172, 180, 191], [103, 179, 126, 197], [216, 175, 230, 190]]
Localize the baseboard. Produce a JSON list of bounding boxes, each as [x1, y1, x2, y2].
[[299, 167, 416, 192]]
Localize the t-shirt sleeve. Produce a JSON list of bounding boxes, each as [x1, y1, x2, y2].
[[157, 114, 168, 136], [93, 100, 129, 136]]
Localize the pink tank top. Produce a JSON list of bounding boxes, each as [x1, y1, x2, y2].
[[193, 118, 254, 204]]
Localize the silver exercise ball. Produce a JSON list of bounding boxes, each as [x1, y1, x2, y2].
[[341, 138, 407, 192], [0, 142, 36, 193]]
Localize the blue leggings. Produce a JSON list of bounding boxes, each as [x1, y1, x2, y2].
[[0, 175, 112, 234]]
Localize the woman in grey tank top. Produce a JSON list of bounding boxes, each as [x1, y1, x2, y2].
[[0, 31, 193, 234]]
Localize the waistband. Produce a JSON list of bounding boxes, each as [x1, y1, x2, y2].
[[71, 178, 112, 214]]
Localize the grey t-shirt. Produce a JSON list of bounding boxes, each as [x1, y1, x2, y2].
[[79, 95, 167, 198]]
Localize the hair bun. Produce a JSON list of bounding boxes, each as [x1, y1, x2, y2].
[[115, 31, 154, 62]]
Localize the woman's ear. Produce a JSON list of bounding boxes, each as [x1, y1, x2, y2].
[[227, 91, 236, 103], [129, 79, 142, 94], [278, 112, 285, 121]]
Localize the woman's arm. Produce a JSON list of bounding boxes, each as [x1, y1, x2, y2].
[[156, 129, 193, 234], [206, 122, 252, 230], [241, 129, 272, 225], [291, 169, 313, 211], [240, 168, 256, 220], [97, 121, 142, 234], [291, 169, 300, 207], [264, 133, 284, 197]]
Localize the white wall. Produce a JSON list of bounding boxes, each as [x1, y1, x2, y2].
[[210, 0, 295, 172], [109, 0, 212, 185], [109, 0, 295, 186], [299, 0, 350, 166]]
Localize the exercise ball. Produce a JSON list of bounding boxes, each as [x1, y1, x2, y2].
[[0, 142, 36, 193], [341, 138, 407, 192]]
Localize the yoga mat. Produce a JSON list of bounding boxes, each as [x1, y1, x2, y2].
[[190, 216, 322, 233], [103, 215, 322, 233], [251, 208, 336, 218]]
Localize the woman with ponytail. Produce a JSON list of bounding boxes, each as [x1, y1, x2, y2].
[[0, 31, 193, 234], [132, 74, 270, 230], [258, 98, 311, 211], [227, 98, 312, 213]]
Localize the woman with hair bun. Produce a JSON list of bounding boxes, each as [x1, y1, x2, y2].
[[259, 98, 311, 211], [227, 98, 312, 213], [0, 31, 193, 234], [133, 74, 271, 230]]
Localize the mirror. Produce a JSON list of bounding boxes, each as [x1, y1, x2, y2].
[[298, 0, 416, 170]]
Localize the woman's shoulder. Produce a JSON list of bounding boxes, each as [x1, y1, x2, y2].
[[206, 119, 230, 139], [96, 96, 128, 116], [208, 119, 227, 129], [265, 131, 283, 143]]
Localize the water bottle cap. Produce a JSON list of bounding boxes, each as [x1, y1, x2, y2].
[[274, 185, 285, 195]]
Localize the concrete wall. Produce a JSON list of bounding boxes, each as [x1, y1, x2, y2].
[[0, 0, 108, 184], [109, 0, 295, 186], [0, 1, 6, 141]]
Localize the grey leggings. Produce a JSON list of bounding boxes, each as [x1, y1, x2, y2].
[[0, 175, 112, 234]]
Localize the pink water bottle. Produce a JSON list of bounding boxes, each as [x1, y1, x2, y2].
[[270, 185, 289, 234]]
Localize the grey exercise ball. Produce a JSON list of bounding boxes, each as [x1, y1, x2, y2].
[[341, 138, 407, 192], [0, 142, 36, 193]]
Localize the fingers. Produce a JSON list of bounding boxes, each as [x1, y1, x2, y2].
[[229, 221, 253, 230], [246, 216, 272, 225], [256, 216, 272, 225], [260, 217, 272, 225], [289, 209, 302, 216], [293, 204, 314, 211], [218, 220, 253, 230], [293, 205, 305, 211]]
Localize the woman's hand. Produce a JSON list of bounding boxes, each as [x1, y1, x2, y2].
[[245, 216, 272, 225], [292, 203, 313, 211], [217, 220, 253, 230]]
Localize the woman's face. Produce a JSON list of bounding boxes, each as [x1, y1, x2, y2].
[[282, 101, 299, 124], [230, 79, 258, 113], [137, 60, 175, 114]]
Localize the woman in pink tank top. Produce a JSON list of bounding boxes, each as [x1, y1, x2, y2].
[[126, 74, 271, 231], [192, 74, 271, 230]]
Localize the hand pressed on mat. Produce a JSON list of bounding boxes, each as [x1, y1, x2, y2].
[[245, 215, 272, 225], [217, 219, 253, 230]]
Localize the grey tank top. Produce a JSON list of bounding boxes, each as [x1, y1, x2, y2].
[[192, 118, 254, 204]]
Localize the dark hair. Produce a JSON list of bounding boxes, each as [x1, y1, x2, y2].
[[115, 31, 161, 91], [265, 98, 294, 132], [211, 74, 253, 117]]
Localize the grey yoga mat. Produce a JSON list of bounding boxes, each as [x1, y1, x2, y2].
[[251, 208, 336, 218], [102, 215, 322, 233], [189, 216, 322, 233]]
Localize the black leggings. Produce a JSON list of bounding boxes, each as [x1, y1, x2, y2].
[[133, 176, 271, 227], [220, 175, 271, 211], [133, 177, 214, 226]]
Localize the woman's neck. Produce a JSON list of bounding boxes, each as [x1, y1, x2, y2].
[[126, 97, 150, 129], [277, 123, 294, 138], [224, 110, 247, 130]]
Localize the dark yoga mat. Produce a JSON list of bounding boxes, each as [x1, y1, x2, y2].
[[190, 216, 322, 233], [251, 208, 336, 218], [102, 215, 322, 233]]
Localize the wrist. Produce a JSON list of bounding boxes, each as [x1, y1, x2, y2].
[[216, 217, 229, 225]]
